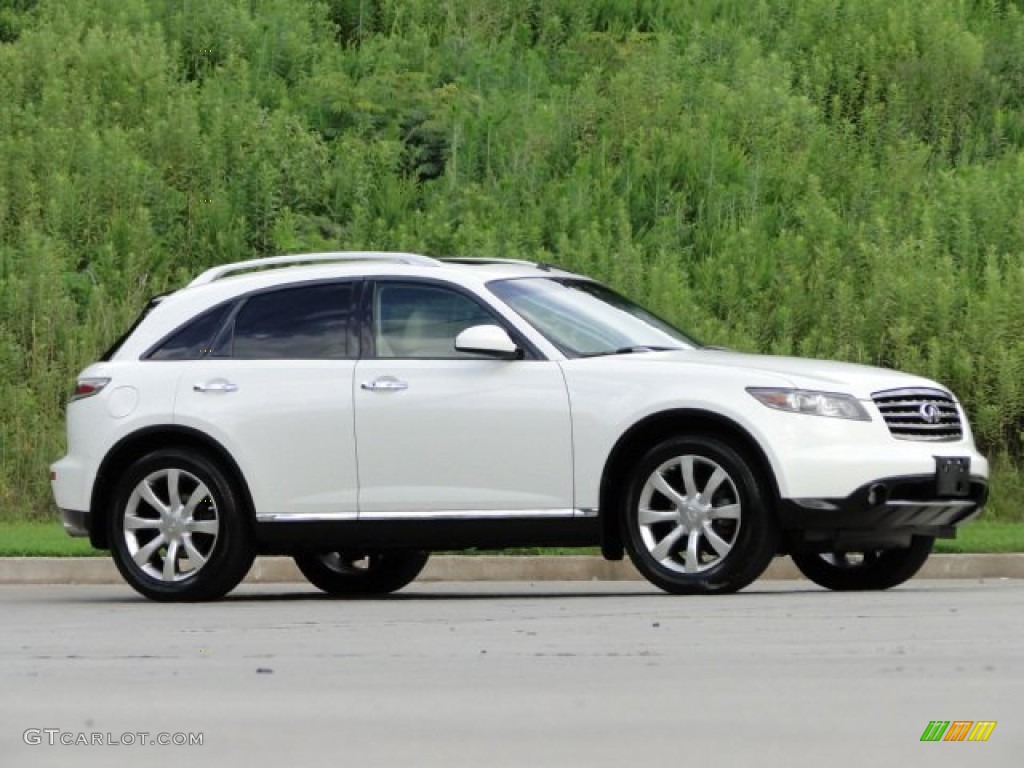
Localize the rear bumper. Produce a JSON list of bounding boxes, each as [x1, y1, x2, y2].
[[780, 474, 988, 553], [51, 455, 95, 520], [60, 508, 91, 537], [52, 454, 100, 541]]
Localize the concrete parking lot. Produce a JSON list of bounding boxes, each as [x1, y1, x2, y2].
[[1, 580, 1020, 767]]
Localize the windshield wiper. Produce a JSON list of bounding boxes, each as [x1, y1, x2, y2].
[[580, 345, 678, 358]]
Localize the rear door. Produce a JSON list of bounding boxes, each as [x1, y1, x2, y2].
[[167, 280, 360, 520]]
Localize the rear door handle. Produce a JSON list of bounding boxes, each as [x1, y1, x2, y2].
[[194, 380, 239, 394], [361, 376, 408, 392]]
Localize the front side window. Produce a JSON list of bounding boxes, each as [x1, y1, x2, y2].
[[488, 278, 699, 357], [225, 282, 355, 359], [373, 282, 497, 359]]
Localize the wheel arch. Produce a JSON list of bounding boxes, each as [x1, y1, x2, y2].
[[598, 409, 781, 560], [88, 425, 255, 550]]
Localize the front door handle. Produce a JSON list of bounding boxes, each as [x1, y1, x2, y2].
[[361, 376, 408, 392], [194, 380, 239, 394]]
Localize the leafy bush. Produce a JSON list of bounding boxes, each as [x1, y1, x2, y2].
[[1, 0, 1022, 520]]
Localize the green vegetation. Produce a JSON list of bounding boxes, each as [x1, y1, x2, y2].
[[0, 521, 102, 556], [2, 0, 1024, 521], [1, 520, 1021, 556], [933, 520, 1024, 553]]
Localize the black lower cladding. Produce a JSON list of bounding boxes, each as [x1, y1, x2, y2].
[[780, 474, 988, 553], [254, 516, 602, 555]]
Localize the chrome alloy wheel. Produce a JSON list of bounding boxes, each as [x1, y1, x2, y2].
[[122, 468, 220, 582], [636, 454, 742, 574]]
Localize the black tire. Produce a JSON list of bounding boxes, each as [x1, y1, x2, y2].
[[621, 436, 779, 594], [108, 449, 254, 602], [791, 536, 935, 591], [294, 551, 430, 595]]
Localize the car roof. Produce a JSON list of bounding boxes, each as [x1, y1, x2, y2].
[[179, 252, 578, 296], [111, 253, 580, 361], [139, 253, 579, 338]]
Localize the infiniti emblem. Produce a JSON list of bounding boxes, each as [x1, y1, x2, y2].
[[920, 403, 942, 424]]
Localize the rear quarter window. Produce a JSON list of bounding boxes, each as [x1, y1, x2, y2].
[[101, 294, 167, 361]]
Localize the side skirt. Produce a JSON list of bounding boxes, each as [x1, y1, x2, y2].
[[253, 517, 602, 555]]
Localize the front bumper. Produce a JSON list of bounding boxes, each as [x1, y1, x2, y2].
[[779, 473, 988, 553]]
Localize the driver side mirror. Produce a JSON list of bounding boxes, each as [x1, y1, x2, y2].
[[455, 325, 521, 360]]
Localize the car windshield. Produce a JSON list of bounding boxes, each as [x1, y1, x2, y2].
[[488, 277, 700, 358]]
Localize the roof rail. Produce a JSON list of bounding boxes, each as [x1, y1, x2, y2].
[[439, 257, 539, 266], [189, 252, 440, 287]]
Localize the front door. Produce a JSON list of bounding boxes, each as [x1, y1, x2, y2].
[[353, 280, 574, 517]]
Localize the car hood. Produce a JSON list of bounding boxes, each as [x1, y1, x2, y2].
[[620, 349, 951, 400]]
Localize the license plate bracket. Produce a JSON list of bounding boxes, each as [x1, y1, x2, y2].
[[935, 457, 970, 497]]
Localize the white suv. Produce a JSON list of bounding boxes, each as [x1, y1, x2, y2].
[[51, 252, 989, 601]]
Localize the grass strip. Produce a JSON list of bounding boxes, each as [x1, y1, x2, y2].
[[0, 519, 1021, 557]]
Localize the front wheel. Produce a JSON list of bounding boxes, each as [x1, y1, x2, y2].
[[294, 551, 430, 595], [791, 536, 935, 591], [621, 436, 779, 594]]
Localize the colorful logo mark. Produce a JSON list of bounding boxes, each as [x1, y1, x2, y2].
[[920, 721, 997, 742]]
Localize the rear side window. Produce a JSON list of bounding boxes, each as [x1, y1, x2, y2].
[[147, 303, 234, 360], [226, 283, 355, 359]]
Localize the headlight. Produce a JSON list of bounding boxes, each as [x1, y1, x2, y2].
[[747, 388, 871, 421]]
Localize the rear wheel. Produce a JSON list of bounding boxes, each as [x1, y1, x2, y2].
[[791, 536, 934, 591], [294, 551, 429, 595], [109, 449, 254, 601], [622, 436, 778, 594]]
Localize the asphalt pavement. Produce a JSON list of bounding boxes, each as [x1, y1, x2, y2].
[[2, 552, 1024, 584], [0, 580, 1020, 767]]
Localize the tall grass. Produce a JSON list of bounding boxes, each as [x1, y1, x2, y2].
[[1, 0, 1023, 520]]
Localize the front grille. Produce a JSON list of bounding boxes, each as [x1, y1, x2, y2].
[[872, 388, 963, 442]]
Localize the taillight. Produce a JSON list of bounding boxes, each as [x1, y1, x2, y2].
[[71, 377, 111, 402]]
